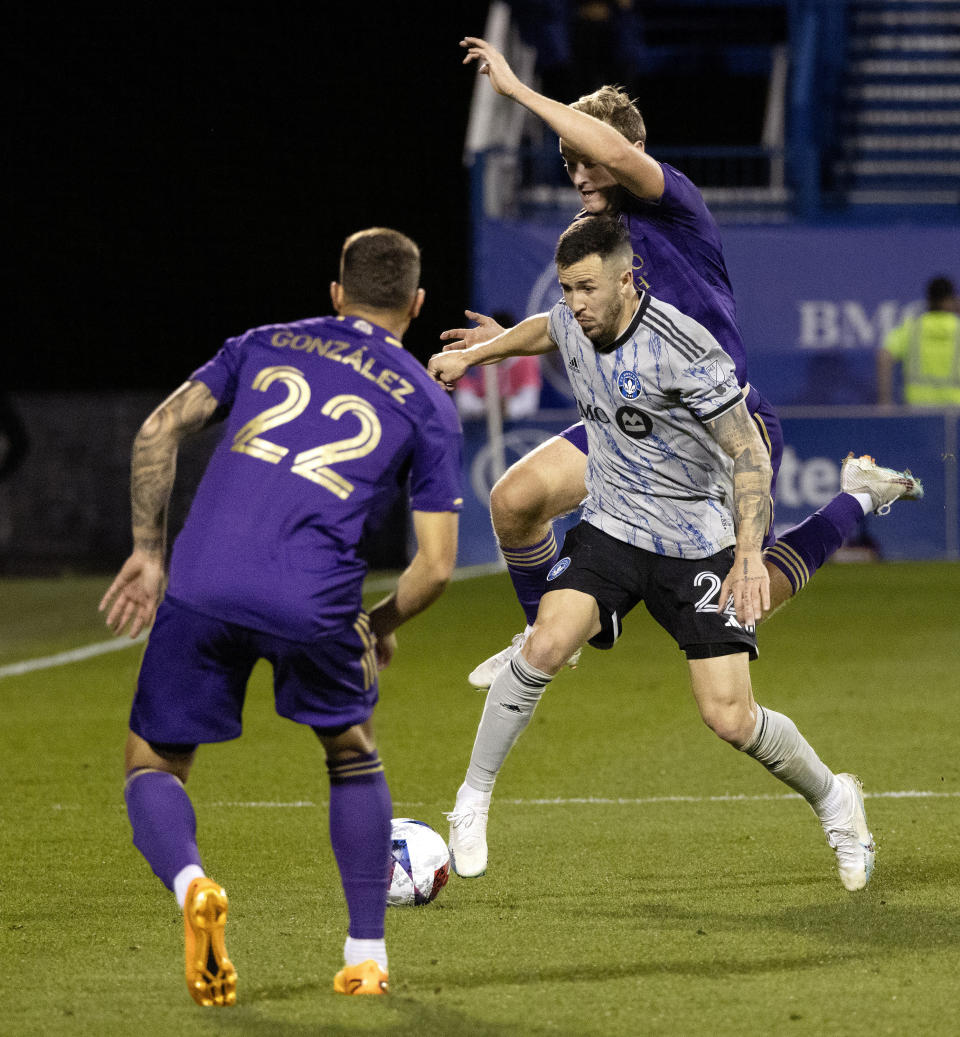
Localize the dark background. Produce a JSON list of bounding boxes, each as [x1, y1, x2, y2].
[[8, 2, 494, 391], [8, 2, 776, 394]]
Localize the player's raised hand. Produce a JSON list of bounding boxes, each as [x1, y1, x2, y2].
[[460, 37, 522, 97], [439, 310, 505, 352], [719, 548, 770, 628], [427, 349, 471, 391], [99, 549, 166, 638]]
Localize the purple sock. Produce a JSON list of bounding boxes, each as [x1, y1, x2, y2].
[[765, 492, 864, 593], [124, 769, 203, 890], [500, 529, 561, 626], [327, 751, 392, 940]]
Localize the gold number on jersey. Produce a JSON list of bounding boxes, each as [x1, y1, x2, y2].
[[231, 367, 382, 499], [231, 365, 311, 463], [290, 395, 381, 499]]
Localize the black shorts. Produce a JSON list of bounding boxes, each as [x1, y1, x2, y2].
[[545, 522, 758, 660]]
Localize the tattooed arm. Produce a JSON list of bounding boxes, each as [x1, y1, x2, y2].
[[704, 399, 773, 626], [100, 380, 219, 637]]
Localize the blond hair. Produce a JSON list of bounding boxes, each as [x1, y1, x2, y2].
[[571, 85, 646, 144]]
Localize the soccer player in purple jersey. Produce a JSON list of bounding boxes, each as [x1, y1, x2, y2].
[[448, 36, 921, 691], [100, 227, 463, 1003]]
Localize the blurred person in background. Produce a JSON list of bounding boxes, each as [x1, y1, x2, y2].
[[454, 312, 542, 421], [879, 277, 960, 406]]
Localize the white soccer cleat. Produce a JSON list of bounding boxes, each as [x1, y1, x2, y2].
[[468, 632, 527, 690], [445, 804, 489, 878], [467, 632, 582, 690], [822, 773, 876, 891], [840, 453, 923, 516]]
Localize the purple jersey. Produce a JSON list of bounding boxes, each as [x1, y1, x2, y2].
[[581, 164, 748, 386], [166, 315, 463, 640]]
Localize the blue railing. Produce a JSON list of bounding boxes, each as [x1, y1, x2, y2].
[[787, 0, 850, 217], [470, 0, 853, 223]]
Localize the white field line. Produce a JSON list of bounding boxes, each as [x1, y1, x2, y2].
[[0, 632, 148, 677], [0, 563, 505, 681], [205, 790, 960, 807], [47, 789, 960, 811]]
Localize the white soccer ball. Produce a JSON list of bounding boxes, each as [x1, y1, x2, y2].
[[387, 817, 450, 907]]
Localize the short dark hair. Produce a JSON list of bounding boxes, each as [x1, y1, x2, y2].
[[927, 276, 956, 309], [555, 215, 631, 269], [339, 227, 420, 309]]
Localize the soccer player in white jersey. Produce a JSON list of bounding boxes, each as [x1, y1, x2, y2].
[[429, 215, 875, 894]]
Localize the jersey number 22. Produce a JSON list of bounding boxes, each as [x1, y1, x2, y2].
[[230, 364, 381, 500]]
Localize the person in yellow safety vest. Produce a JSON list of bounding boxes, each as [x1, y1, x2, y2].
[[878, 277, 960, 406]]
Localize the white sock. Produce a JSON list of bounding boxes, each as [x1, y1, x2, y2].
[[464, 652, 553, 795], [742, 704, 838, 817], [173, 864, 206, 909], [455, 781, 491, 810], [851, 492, 873, 515], [344, 936, 387, 970]]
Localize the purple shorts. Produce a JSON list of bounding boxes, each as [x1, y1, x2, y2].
[[559, 385, 784, 549], [130, 595, 378, 745]]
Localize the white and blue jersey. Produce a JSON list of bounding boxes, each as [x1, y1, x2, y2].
[[548, 291, 744, 558]]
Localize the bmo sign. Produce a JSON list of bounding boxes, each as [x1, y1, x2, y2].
[[719, 224, 958, 359], [796, 300, 921, 350]]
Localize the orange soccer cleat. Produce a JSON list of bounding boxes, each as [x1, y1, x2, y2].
[[183, 877, 237, 1007], [333, 959, 389, 996]]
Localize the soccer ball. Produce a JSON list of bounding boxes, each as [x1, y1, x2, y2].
[[387, 817, 450, 907]]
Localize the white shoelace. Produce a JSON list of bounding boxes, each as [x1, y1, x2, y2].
[[444, 807, 488, 829]]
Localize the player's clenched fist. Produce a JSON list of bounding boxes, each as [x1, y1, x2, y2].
[[427, 350, 470, 391]]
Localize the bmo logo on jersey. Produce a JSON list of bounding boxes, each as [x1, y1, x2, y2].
[[615, 405, 653, 439], [577, 401, 611, 424], [576, 402, 653, 440]]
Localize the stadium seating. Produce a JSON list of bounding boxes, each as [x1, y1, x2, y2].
[[834, 0, 960, 212]]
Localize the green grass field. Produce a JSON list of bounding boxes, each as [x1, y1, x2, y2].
[[2, 562, 960, 1036]]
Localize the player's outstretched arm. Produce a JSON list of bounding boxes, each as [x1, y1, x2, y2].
[[460, 36, 664, 200], [704, 399, 772, 627], [367, 510, 459, 669], [439, 310, 505, 352], [428, 313, 554, 389], [100, 380, 220, 637]]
